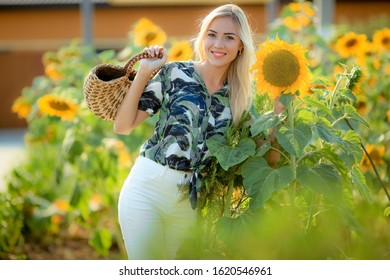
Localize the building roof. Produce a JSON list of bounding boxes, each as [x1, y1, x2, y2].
[[0, 0, 276, 7], [0, 0, 107, 6], [1, 0, 388, 6]]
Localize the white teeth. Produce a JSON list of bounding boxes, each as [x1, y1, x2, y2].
[[212, 51, 225, 57]]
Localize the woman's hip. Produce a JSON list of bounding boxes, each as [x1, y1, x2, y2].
[[119, 156, 193, 209]]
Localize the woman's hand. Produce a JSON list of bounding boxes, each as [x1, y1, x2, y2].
[[256, 128, 281, 168], [114, 46, 167, 134], [273, 96, 285, 115], [138, 45, 167, 75]]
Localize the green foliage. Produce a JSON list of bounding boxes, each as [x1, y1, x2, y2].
[[242, 157, 294, 209], [1, 40, 157, 259], [0, 193, 25, 259], [207, 135, 256, 171], [89, 228, 113, 257], [180, 0, 390, 259]]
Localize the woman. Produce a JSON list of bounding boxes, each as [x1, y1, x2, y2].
[[115, 4, 255, 259]]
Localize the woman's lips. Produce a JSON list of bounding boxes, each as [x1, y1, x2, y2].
[[211, 51, 226, 58]]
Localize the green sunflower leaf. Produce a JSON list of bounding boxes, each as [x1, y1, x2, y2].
[[279, 93, 294, 108], [207, 134, 256, 171], [250, 111, 281, 137], [314, 119, 345, 147], [384, 207, 390, 217], [89, 228, 112, 257], [304, 97, 333, 117], [297, 164, 342, 201], [296, 109, 316, 124], [275, 123, 312, 156], [242, 157, 293, 209], [342, 130, 364, 163], [255, 141, 271, 157], [315, 145, 348, 175], [345, 104, 370, 128], [351, 166, 372, 202]]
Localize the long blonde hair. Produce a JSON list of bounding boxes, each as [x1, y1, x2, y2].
[[193, 4, 255, 125]]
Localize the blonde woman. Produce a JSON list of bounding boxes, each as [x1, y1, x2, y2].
[[115, 4, 255, 259]]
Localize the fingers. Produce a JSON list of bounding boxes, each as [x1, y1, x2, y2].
[[138, 46, 167, 74], [144, 45, 165, 58]]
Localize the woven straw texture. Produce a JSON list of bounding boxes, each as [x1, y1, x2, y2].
[[83, 51, 159, 121]]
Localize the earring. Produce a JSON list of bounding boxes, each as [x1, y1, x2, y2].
[[238, 49, 242, 56]]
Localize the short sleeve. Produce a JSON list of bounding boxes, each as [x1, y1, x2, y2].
[[137, 66, 165, 116]]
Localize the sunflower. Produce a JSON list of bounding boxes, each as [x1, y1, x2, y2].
[[346, 67, 364, 94], [356, 95, 367, 115], [133, 17, 167, 47], [53, 198, 70, 213], [300, 81, 327, 97], [12, 96, 32, 119], [42, 51, 60, 66], [360, 144, 385, 172], [355, 41, 379, 67], [289, 1, 315, 17], [252, 36, 311, 98], [334, 32, 368, 58], [283, 1, 313, 32], [45, 63, 63, 81], [385, 63, 390, 75], [168, 40, 193, 61], [387, 110, 390, 122], [372, 28, 390, 52], [25, 125, 55, 144], [283, 15, 311, 31], [37, 94, 79, 121]]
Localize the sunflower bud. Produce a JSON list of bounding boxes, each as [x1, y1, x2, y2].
[[346, 66, 363, 93]]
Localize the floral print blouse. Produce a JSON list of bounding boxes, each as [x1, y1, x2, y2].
[[138, 61, 232, 208]]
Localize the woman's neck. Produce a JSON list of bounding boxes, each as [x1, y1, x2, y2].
[[194, 61, 228, 94]]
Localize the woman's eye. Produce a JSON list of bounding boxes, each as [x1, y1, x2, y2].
[[225, 36, 235, 40], [207, 33, 216, 38]]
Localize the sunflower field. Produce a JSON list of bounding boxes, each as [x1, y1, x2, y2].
[[2, 1, 390, 260]]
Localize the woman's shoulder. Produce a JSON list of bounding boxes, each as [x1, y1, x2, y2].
[[163, 60, 193, 71], [161, 60, 196, 80]]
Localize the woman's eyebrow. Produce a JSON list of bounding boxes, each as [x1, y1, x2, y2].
[[207, 29, 238, 37]]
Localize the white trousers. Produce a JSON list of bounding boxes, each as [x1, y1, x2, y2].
[[118, 156, 196, 259]]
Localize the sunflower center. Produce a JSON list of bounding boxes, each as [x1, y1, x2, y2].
[[49, 100, 70, 111], [262, 49, 300, 87], [357, 101, 367, 109], [175, 50, 183, 57], [370, 150, 381, 162], [346, 39, 357, 48], [382, 37, 390, 45], [145, 32, 157, 43]]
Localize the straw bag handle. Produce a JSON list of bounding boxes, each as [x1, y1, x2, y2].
[[124, 50, 163, 78]]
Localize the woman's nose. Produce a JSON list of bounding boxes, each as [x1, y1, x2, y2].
[[214, 37, 224, 48]]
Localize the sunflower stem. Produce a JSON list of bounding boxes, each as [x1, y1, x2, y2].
[[344, 119, 390, 203], [287, 97, 297, 207], [331, 114, 348, 126], [329, 72, 345, 109], [305, 192, 317, 234]]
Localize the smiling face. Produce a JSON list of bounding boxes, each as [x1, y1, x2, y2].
[[203, 16, 243, 69]]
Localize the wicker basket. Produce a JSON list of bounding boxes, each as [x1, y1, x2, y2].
[[83, 51, 160, 121]]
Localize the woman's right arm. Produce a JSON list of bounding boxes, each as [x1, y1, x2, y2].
[[114, 46, 167, 134]]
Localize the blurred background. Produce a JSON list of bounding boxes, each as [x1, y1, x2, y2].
[[1, 0, 389, 129]]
